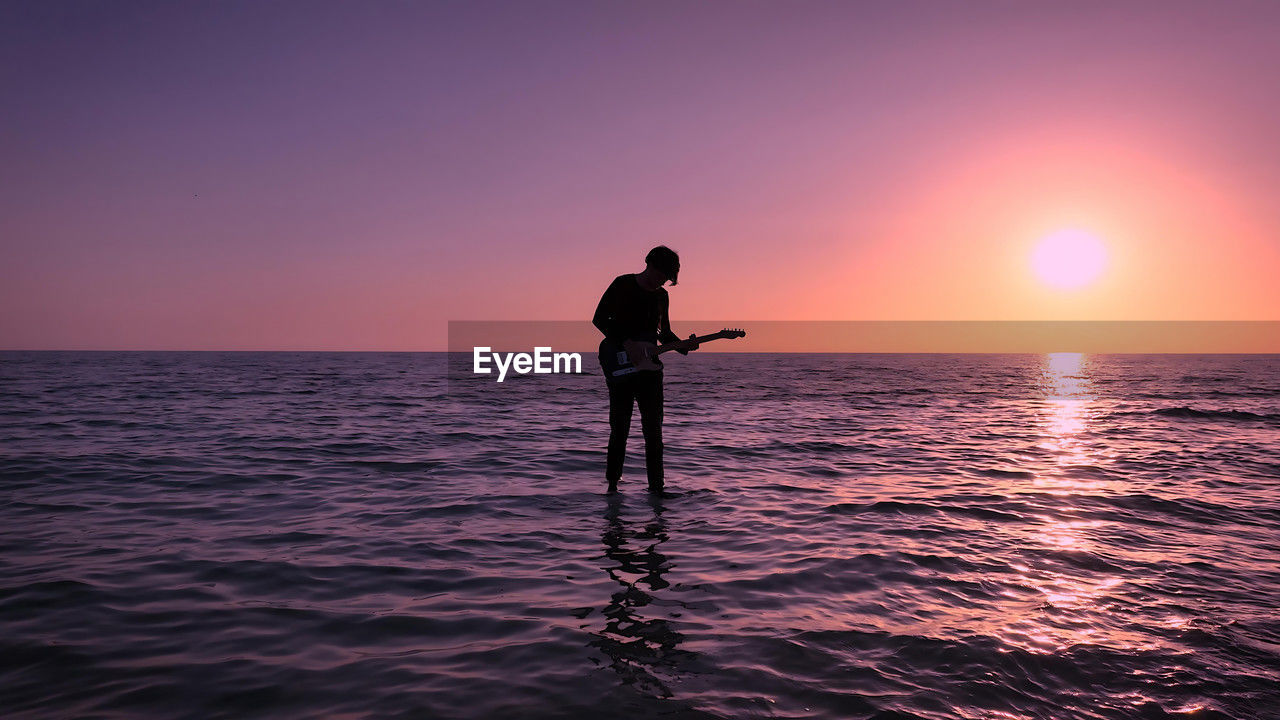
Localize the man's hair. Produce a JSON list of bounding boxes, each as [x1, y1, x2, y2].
[[645, 245, 680, 285]]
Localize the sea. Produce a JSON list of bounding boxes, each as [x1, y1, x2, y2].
[[2, 351, 1279, 719]]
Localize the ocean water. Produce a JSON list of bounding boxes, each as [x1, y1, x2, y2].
[[2, 351, 1279, 719]]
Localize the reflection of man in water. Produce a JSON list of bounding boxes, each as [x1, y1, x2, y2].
[[592, 246, 696, 494], [591, 495, 687, 698]]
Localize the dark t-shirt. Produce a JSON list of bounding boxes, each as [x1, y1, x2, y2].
[[592, 274, 679, 345]]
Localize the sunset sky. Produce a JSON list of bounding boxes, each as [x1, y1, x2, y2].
[[3, 1, 1279, 350]]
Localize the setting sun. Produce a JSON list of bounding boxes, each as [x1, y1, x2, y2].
[[1031, 229, 1109, 290]]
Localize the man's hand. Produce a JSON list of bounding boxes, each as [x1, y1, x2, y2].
[[686, 333, 700, 351]]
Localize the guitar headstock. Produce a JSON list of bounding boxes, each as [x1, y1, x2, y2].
[[717, 327, 746, 339]]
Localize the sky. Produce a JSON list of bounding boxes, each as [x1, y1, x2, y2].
[[2, 0, 1279, 350]]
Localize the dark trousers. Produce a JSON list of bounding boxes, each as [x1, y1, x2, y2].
[[606, 371, 664, 491]]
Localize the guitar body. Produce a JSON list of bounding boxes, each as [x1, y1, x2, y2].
[[598, 338, 660, 381], [598, 328, 745, 383]]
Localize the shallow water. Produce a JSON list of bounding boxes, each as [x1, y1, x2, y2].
[[2, 351, 1279, 719]]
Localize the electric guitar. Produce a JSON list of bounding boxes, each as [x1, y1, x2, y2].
[[599, 328, 746, 380]]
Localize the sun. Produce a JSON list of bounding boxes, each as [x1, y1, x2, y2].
[[1030, 229, 1108, 290]]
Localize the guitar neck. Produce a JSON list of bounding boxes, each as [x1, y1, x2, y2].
[[654, 333, 727, 356]]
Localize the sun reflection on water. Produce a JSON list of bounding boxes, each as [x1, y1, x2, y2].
[[1037, 352, 1096, 477], [994, 354, 1137, 656]]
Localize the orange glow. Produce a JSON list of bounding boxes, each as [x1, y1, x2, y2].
[[791, 129, 1280, 326]]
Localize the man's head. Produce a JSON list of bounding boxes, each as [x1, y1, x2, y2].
[[645, 245, 680, 285]]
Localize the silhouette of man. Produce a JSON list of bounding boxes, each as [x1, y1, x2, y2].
[[593, 246, 697, 493]]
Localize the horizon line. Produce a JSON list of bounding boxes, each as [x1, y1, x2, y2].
[[5, 349, 1280, 355]]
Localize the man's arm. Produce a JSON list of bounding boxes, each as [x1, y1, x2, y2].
[[593, 278, 621, 339], [658, 292, 694, 355]]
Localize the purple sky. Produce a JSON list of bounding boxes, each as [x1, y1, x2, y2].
[[3, 1, 1279, 349]]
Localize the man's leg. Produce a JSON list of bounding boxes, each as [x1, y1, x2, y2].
[[635, 372, 665, 493], [606, 379, 635, 491]]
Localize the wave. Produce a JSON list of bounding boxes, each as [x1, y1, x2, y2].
[[1106, 407, 1280, 425], [825, 500, 1026, 523], [1152, 407, 1280, 424]]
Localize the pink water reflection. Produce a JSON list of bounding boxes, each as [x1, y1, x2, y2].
[[1036, 353, 1105, 483], [995, 354, 1139, 656]]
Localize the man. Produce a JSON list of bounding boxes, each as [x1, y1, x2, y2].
[[592, 246, 697, 494]]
